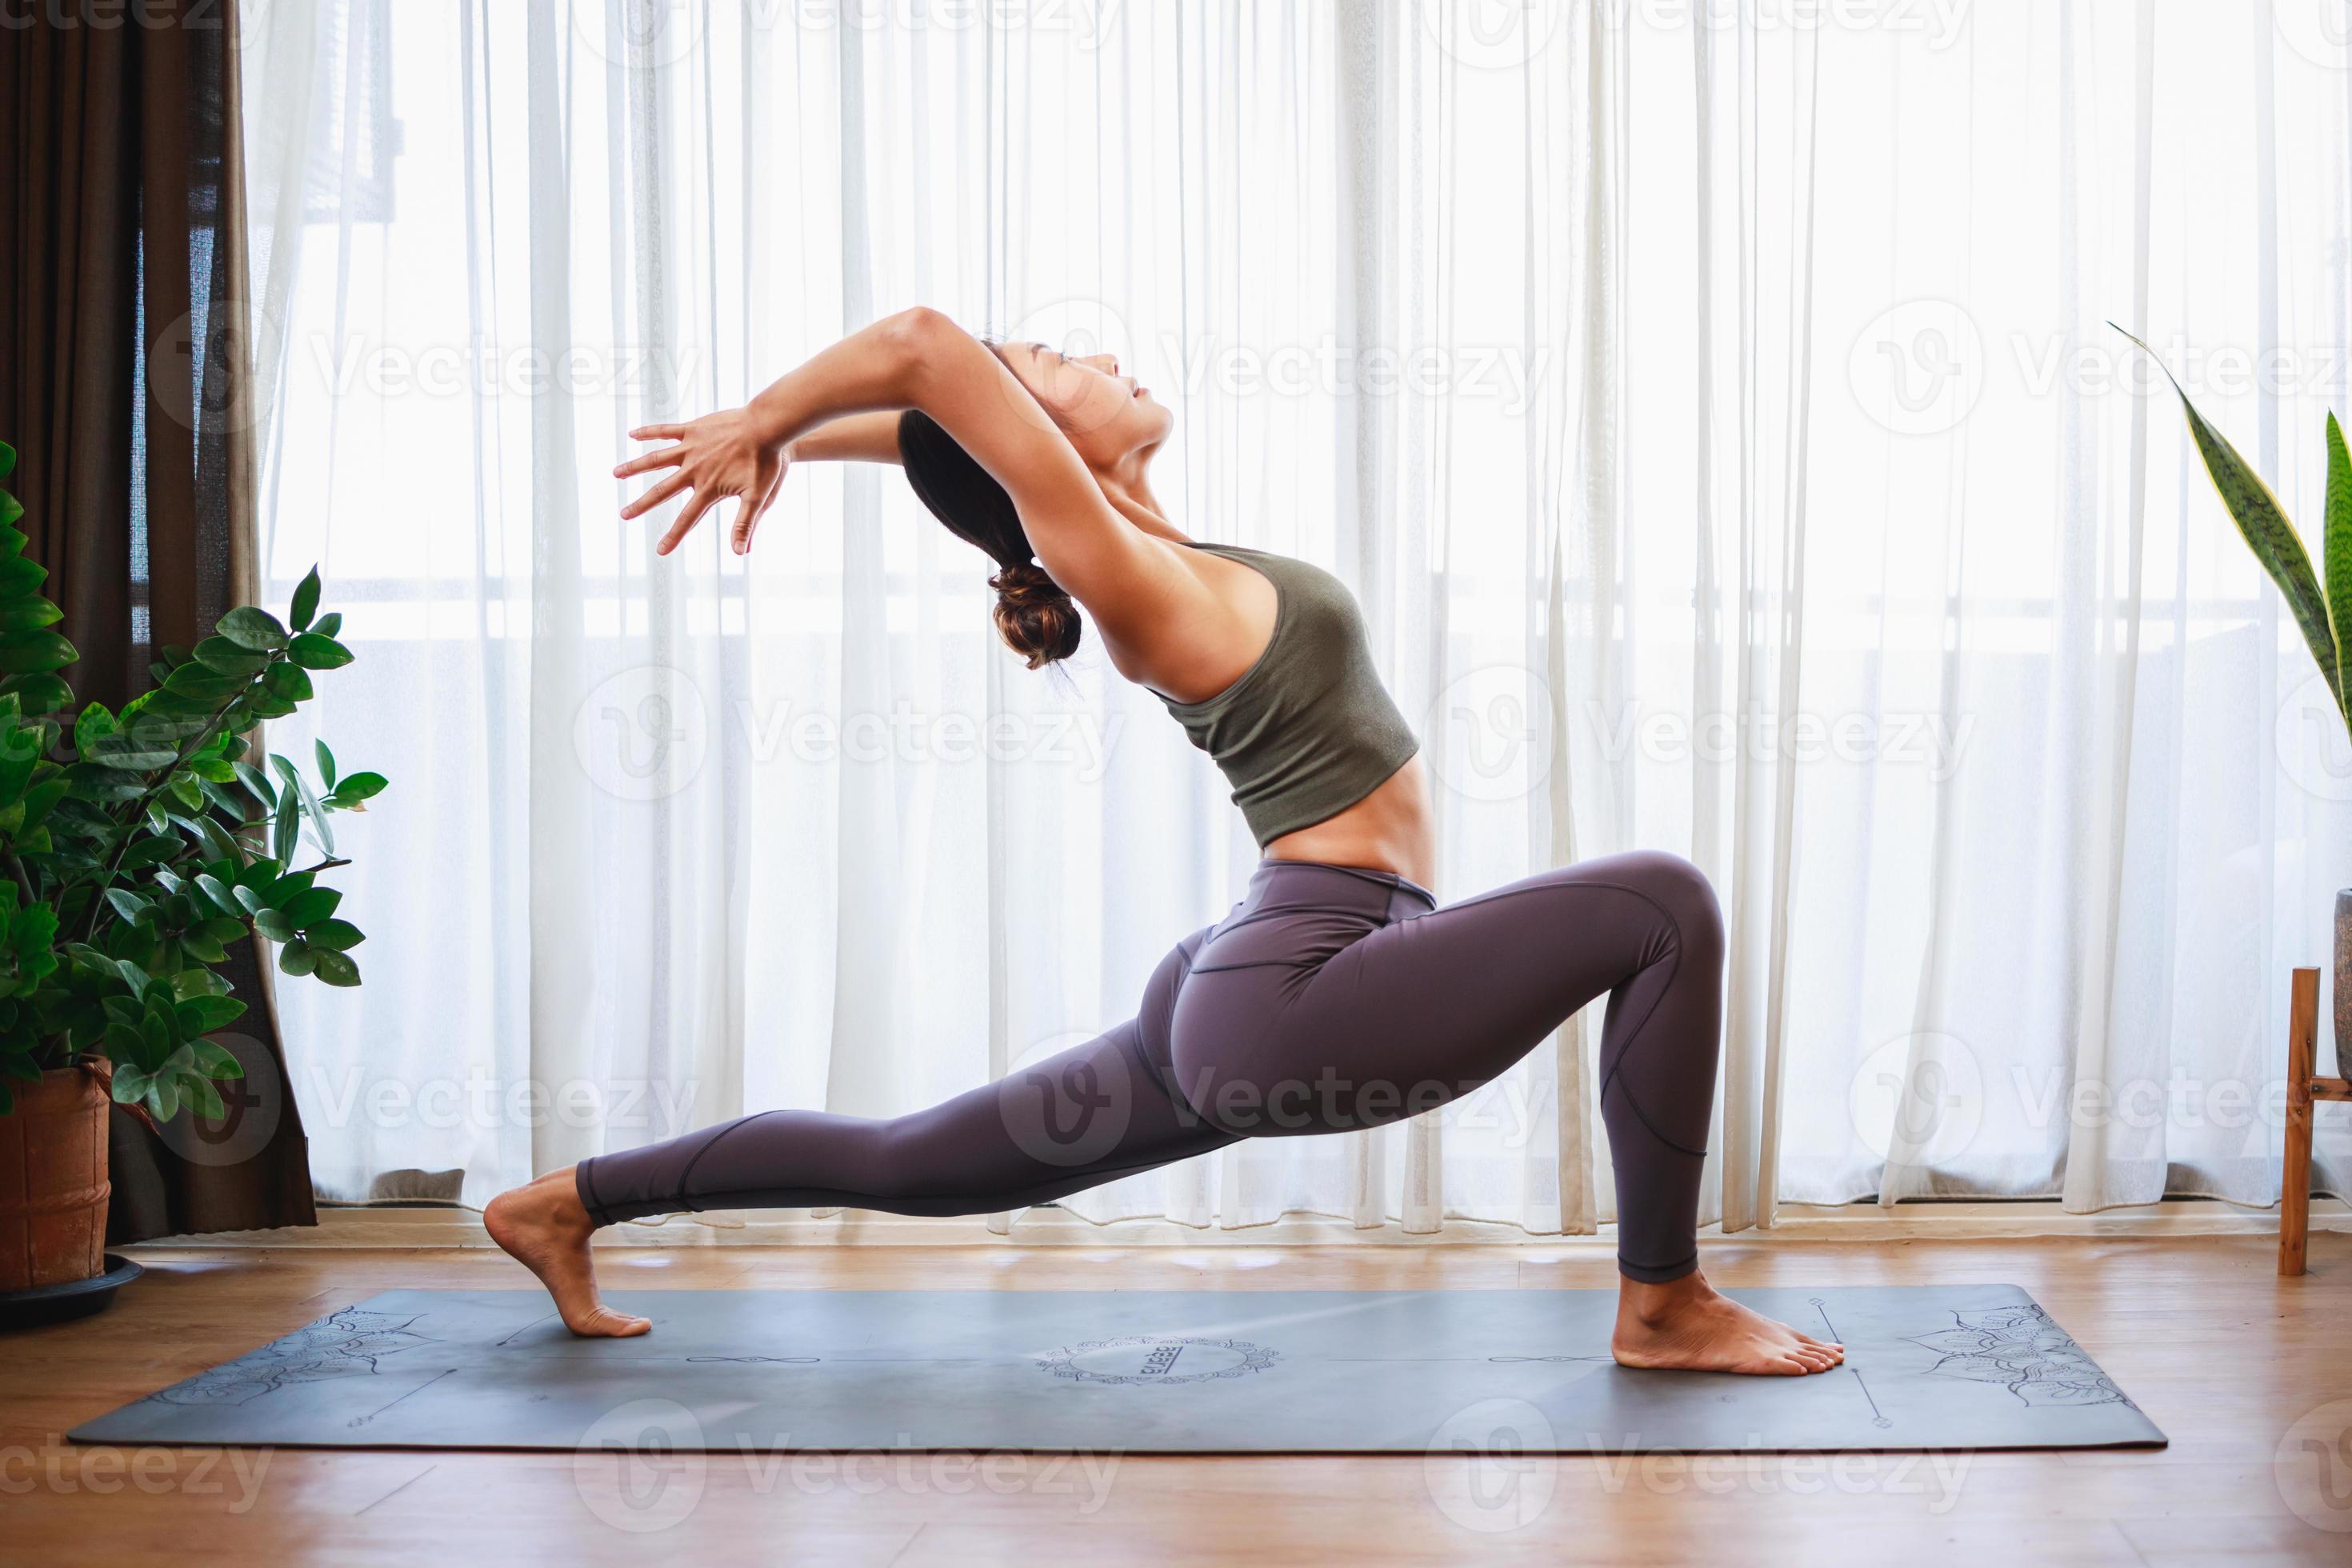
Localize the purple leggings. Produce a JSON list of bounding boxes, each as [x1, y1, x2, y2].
[[576, 851, 1725, 1282]]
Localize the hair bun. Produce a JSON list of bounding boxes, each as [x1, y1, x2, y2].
[[988, 562, 1082, 670]]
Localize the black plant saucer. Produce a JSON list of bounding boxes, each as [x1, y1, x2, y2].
[[0, 1254, 142, 1331]]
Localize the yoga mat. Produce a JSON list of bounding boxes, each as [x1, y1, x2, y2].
[[70, 1284, 2165, 1454]]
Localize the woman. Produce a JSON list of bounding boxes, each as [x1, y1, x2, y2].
[[486, 307, 1844, 1376]]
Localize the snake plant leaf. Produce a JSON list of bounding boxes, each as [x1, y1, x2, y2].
[[2327, 413, 2352, 714], [2113, 326, 2340, 716]]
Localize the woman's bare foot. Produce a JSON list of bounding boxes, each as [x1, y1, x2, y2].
[[1610, 1270, 1844, 1375], [483, 1169, 653, 1338]]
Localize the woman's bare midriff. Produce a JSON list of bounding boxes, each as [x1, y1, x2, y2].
[[1264, 752, 1438, 893]]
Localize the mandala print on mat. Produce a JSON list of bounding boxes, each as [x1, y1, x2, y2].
[[1038, 1335, 1281, 1388], [1906, 1302, 2132, 1410], [150, 1308, 436, 1407]]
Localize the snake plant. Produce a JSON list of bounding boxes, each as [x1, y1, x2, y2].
[[2114, 324, 2352, 727]]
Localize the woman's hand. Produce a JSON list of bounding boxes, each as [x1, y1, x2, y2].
[[615, 408, 790, 556]]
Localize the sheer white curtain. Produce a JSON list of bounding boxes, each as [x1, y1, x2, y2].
[[240, 0, 2348, 1233]]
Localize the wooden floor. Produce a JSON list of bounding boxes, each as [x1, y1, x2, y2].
[[2, 1233, 2347, 1565]]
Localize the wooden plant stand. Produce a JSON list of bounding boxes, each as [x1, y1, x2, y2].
[[2281, 967, 2352, 1276]]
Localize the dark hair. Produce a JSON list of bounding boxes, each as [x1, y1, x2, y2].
[[898, 407, 1082, 670]]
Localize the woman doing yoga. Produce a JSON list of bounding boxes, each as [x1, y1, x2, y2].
[[486, 307, 1844, 1376]]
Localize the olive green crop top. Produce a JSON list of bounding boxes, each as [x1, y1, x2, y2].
[[1154, 543, 1422, 846]]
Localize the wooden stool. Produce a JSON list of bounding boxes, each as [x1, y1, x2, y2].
[[2281, 967, 2352, 1275]]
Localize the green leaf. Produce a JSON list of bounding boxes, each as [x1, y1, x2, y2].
[[192, 635, 270, 678], [329, 771, 387, 805], [278, 938, 316, 978], [0, 595, 60, 633], [0, 630, 77, 674], [305, 918, 364, 951], [271, 785, 298, 865], [315, 738, 337, 790], [290, 567, 322, 633], [310, 948, 361, 986], [280, 886, 341, 925], [104, 887, 150, 925], [193, 873, 239, 915], [2114, 326, 2341, 715], [232, 760, 277, 808], [177, 926, 226, 963], [270, 753, 333, 857], [183, 1075, 226, 1121], [252, 909, 297, 943], [2327, 413, 2352, 715], [216, 606, 289, 652], [161, 662, 250, 702], [170, 968, 231, 1000], [287, 633, 354, 670], [310, 612, 342, 638], [0, 439, 14, 478], [181, 1001, 247, 1041], [0, 556, 47, 595], [262, 662, 312, 704], [2, 673, 74, 716]]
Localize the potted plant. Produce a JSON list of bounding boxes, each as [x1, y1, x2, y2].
[[2114, 326, 2351, 1066], [0, 435, 382, 1305]]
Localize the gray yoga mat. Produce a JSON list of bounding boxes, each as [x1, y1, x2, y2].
[[70, 1283, 2165, 1454]]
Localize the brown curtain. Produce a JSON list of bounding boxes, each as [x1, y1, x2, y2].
[[0, 0, 314, 1239]]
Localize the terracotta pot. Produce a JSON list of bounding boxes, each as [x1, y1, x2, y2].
[[0, 1066, 111, 1291]]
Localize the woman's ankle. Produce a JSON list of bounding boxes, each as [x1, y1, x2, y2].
[[1618, 1268, 1715, 1326]]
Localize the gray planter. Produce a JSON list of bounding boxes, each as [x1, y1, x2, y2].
[[2338, 889, 2352, 1073]]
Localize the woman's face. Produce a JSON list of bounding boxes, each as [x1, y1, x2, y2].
[[995, 341, 1174, 471]]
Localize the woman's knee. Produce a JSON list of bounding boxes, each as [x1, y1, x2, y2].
[[1607, 850, 1724, 966]]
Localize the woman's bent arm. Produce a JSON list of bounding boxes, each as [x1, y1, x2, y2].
[[785, 412, 905, 466]]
